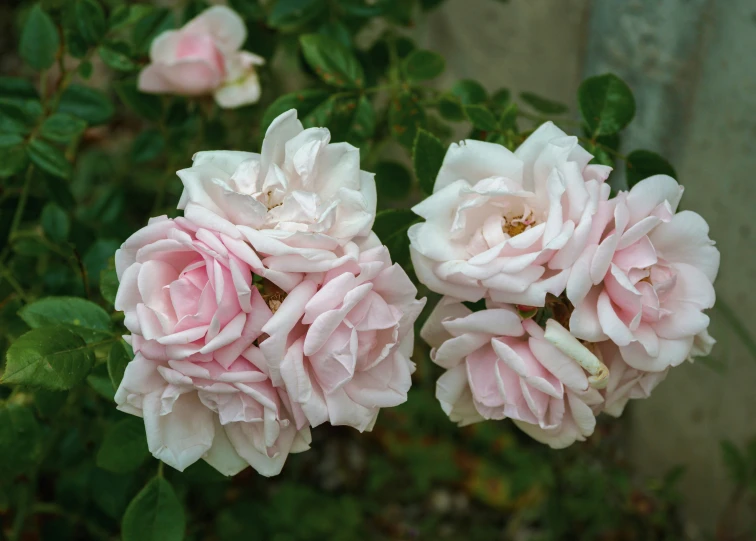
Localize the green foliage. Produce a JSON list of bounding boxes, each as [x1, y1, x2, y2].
[[300, 34, 365, 88], [20, 4, 59, 70], [403, 49, 445, 82], [97, 417, 149, 473], [122, 477, 186, 541], [626, 149, 677, 188], [579, 73, 636, 136], [519, 91, 568, 114], [413, 128, 446, 194], [19, 296, 112, 343], [373, 209, 420, 267], [0, 404, 41, 478]]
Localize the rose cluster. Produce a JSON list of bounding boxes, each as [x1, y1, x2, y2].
[[114, 109, 425, 476], [413, 122, 719, 448]]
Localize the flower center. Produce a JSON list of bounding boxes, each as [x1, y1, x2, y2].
[[255, 276, 287, 314], [502, 208, 536, 238]]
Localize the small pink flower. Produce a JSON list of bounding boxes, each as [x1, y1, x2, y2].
[[262, 236, 426, 432], [114, 215, 310, 476], [567, 175, 720, 372], [138, 6, 264, 108], [409, 122, 611, 307], [422, 298, 603, 449]]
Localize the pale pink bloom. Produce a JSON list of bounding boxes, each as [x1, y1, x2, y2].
[[114, 215, 310, 476], [598, 342, 667, 417], [422, 298, 603, 449], [138, 6, 264, 108], [409, 122, 611, 307], [262, 236, 426, 432], [176, 109, 376, 273], [568, 176, 720, 372]]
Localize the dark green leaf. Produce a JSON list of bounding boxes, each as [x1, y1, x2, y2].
[[317, 20, 351, 48], [464, 104, 498, 131], [27, 139, 72, 179], [99, 43, 137, 71], [40, 113, 87, 143], [114, 80, 163, 119], [91, 468, 135, 520], [373, 209, 421, 267], [78, 60, 94, 79], [579, 73, 636, 136], [721, 440, 747, 484], [110, 4, 155, 31], [0, 404, 41, 478], [20, 4, 59, 70], [403, 49, 445, 82], [100, 268, 119, 305], [122, 477, 186, 541], [108, 340, 132, 391], [413, 128, 446, 195], [498, 102, 519, 132], [389, 91, 426, 149], [2, 326, 96, 390], [519, 92, 568, 114], [491, 88, 511, 109], [269, 0, 325, 29], [375, 161, 412, 202], [626, 150, 676, 188], [132, 129, 165, 163], [260, 89, 330, 133], [133, 8, 175, 54], [84, 239, 121, 287], [57, 84, 114, 125], [76, 0, 107, 46], [345, 95, 376, 145], [19, 296, 112, 343], [0, 77, 39, 106], [450, 79, 487, 105], [0, 100, 41, 134], [97, 417, 149, 473], [437, 94, 465, 122], [41, 203, 70, 242], [300, 34, 365, 89], [0, 140, 28, 178], [43, 172, 76, 210], [88, 363, 116, 400]]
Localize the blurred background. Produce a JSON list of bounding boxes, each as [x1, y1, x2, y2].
[[1, 0, 755, 539]]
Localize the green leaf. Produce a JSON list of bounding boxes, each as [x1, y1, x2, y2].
[[100, 268, 119, 305], [261, 89, 330, 133], [373, 209, 421, 267], [317, 20, 351, 48], [437, 94, 465, 122], [450, 79, 487, 105], [57, 84, 114, 125], [76, 0, 107, 46], [43, 172, 76, 210], [0, 76, 39, 106], [99, 43, 137, 71], [389, 91, 426, 149], [88, 363, 116, 400], [579, 73, 636, 136], [40, 112, 87, 143], [345, 95, 376, 145], [41, 203, 70, 242], [498, 102, 519, 132], [300, 34, 365, 89], [18, 296, 112, 343], [97, 417, 149, 473], [108, 340, 132, 391], [20, 4, 59, 70], [2, 327, 96, 390], [491, 88, 511, 109], [625, 150, 676, 188], [413, 128, 446, 195], [114, 80, 163, 119], [519, 92, 568, 114], [110, 4, 155, 31], [0, 139, 28, 178], [78, 60, 94, 79], [402, 49, 445, 82], [27, 139, 72, 179], [269, 0, 325, 29], [132, 129, 165, 163], [132, 8, 175, 54], [721, 440, 747, 484], [122, 477, 186, 541], [375, 161, 412, 202], [0, 101, 39, 134], [0, 404, 41, 479], [464, 104, 498, 131]]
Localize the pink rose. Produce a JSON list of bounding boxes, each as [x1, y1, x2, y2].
[[568, 176, 720, 372], [261, 236, 426, 432], [598, 342, 668, 417], [138, 6, 264, 108], [176, 109, 377, 273], [114, 215, 310, 476], [422, 298, 603, 449], [409, 122, 611, 307]]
